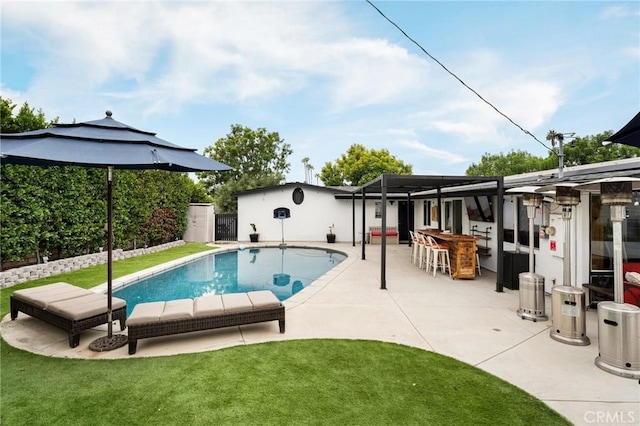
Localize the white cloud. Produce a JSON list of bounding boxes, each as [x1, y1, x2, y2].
[[2, 2, 431, 117], [396, 139, 468, 165], [600, 4, 640, 20]]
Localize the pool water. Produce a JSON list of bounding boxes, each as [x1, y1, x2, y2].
[[114, 247, 346, 315]]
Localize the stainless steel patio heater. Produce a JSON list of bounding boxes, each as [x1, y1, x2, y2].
[[506, 186, 547, 322], [575, 177, 640, 380], [537, 183, 590, 346]]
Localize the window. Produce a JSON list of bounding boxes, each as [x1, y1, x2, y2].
[[517, 198, 540, 249], [590, 192, 640, 272], [375, 202, 382, 218], [423, 200, 431, 226], [292, 188, 304, 205], [503, 198, 515, 243]]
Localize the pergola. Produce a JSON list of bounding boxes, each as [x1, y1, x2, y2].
[[349, 174, 505, 292]]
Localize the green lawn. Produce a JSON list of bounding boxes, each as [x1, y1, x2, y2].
[[0, 244, 570, 425]]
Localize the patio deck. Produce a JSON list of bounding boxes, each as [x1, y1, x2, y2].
[[2, 242, 638, 425]]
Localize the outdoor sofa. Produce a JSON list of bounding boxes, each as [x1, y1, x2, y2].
[[126, 290, 285, 354], [369, 226, 399, 245], [10, 282, 127, 348]]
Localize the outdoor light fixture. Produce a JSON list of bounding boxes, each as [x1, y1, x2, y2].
[[575, 177, 640, 380], [536, 183, 590, 346], [506, 186, 547, 322]]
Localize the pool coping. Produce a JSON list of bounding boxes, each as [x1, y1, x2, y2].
[[92, 243, 354, 309]]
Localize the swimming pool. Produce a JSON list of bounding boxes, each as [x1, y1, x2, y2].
[[114, 246, 347, 315]]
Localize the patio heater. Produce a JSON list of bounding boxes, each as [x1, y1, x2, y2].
[[506, 186, 547, 322], [575, 177, 640, 380], [537, 183, 590, 346]]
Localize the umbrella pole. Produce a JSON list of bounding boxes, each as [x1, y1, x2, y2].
[[89, 166, 127, 351], [107, 166, 113, 338]]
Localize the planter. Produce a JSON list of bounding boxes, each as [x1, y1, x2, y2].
[[326, 234, 336, 243], [250, 233, 259, 243]]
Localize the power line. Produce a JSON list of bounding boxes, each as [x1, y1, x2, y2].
[[365, 0, 553, 152]]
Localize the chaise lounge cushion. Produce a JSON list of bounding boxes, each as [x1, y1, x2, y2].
[[248, 290, 281, 309], [127, 301, 165, 326], [194, 295, 224, 317], [12, 282, 93, 309], [46, 293, 126, 321], [161, 299, 193, 321], [221, 293, 253, 313]]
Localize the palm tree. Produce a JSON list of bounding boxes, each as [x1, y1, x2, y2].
[[546, 130, 565, 177], [546, 130, 564, 148]]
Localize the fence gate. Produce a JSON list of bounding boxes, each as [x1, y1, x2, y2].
[[215, 214, 238, 241]]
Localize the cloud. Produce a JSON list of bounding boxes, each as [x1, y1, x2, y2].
[[396, 139, 468, 165], [600, 4, 640, 20], [2, 2, 430, 118]]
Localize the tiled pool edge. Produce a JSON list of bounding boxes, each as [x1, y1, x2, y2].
[[92, 243, 353, 304]]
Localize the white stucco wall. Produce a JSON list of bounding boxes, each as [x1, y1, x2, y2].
[[237, 184, 400, 243], [413, 193, 594, 293]]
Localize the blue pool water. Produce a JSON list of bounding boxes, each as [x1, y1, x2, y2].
[[114, 247, 346, 315]]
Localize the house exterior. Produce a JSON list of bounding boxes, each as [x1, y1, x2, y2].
[[235, 157, 640, 296], [236, 182, 400, 244]]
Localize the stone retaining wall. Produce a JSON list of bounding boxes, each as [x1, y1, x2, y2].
[[0, 241, 185, 289]]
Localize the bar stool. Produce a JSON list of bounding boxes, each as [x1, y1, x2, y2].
[[476, 249, 482, 276], [409, 231, 419, 264], [415, 233, 430, 272], [427, 236, 451, 278], [421, 233, 433, 274]]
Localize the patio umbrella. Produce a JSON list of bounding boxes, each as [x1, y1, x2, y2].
[[1, 111, 232, 350], [605, 111, 640, 148]]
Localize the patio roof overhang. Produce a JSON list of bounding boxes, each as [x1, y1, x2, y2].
[[350, 173, 505, 293]]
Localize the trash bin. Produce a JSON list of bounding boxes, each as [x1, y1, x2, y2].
[[549, 285, 590, 346], [595, 301, 640, 380], [517, 272, 548, 322]]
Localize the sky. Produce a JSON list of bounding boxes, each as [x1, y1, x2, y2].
[[1, 1, 639, 183]]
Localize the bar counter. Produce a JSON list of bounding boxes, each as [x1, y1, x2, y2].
[[418, 229, 477, 279]]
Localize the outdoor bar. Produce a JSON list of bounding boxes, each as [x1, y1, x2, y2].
[[419, 229, 478, 279]]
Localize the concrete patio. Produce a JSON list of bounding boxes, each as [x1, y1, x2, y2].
[[2, 242, 639, 425]]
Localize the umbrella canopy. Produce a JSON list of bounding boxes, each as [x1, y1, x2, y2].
[[605, 111, 640, 148], [1, 111, 231, 350], [1, 111, 230, 172]]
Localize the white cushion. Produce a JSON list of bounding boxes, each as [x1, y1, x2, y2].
[[12, 283, 91, 309], [194, 294, 224, 317], [625, 271, 640, 284], [161, 299, 193, 321], [47, 293, 126, 320], [248, 290, 281, 309], [127, 302, 165, 325], [222, 293, 253, 313]]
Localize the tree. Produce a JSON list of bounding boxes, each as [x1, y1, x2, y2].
[[556, 132, 640, 166], [465, 150, 550, 176], [545, 129, 565, 149], [319, 143, 413, 186], [197, 124, 293, 212], [301, 157, 314, 184], [1, 96, 201, 266], [466, 132, 640, 177]]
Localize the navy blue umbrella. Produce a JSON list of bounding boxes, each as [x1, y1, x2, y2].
[[1, 111, 232, 350], [606, 111, 640, 148]]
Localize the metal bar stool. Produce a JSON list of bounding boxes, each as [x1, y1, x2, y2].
[[427, 235, 451, 278]]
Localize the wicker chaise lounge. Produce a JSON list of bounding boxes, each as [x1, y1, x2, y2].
[[10, 282, 127, 348], [127, 290, 285, 354]]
